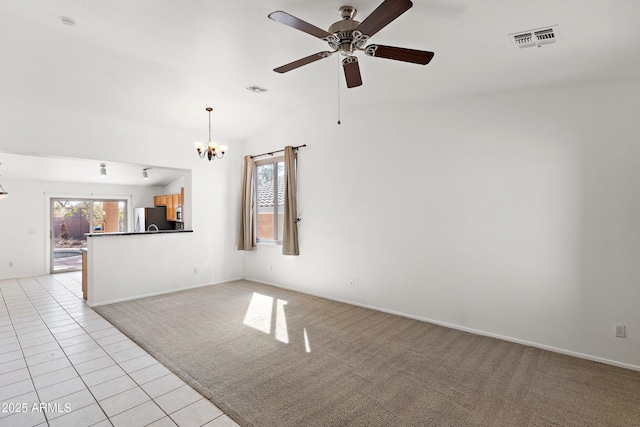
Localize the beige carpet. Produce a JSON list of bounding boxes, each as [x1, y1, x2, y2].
[[95, 280, 640, 427]]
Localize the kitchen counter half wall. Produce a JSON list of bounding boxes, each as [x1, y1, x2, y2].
[[85, 230, 217, 306], [86, 229, 192, 237]]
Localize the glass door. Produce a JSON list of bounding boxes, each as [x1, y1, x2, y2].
[[51, 198, 127, 273]]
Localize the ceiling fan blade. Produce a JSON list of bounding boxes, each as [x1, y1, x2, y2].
[[342, 57, 363, 88], [365, 44, 434, 65], [274, 51, 334, 73], [268, 11, 333, 40], [355, 0, 413, 38]]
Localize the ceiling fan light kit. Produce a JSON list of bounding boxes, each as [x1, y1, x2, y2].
[[268, 0, 434, 88]]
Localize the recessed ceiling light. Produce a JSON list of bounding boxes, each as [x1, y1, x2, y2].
[[60, 16, 76, 27], [246, 85, 268, 94]]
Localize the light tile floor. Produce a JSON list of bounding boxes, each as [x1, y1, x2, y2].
[[0, 273, 240, 427]]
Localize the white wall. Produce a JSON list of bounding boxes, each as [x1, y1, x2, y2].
[[163, 176, 185, 196], [2, 72, 637, 370], [0, 100, 244, 286], [241, 77, 640, 370], [0, 178, 162, 279], [86, 232, 211, 306]]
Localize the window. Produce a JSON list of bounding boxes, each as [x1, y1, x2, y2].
[[51, 198, 127, 272], [255, 157, 284, 243]]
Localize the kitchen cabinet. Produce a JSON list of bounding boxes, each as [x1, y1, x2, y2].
[[167, 195, 175, 221], [154, 192, 182, 221], [154, 195, 167, 207], [173, 194, 180, 214]]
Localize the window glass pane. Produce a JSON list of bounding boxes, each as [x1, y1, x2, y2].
[[257, 164, 275, 240], [93, 201, 105, 232], [277, 162, 284, 241], [51, 197, 127, 272], [255, 158, 288, 243], [102, 201, 121, 232], [52, 200, 89, 272], [118, 201, 127, 232], [86, 200, 127, 233]]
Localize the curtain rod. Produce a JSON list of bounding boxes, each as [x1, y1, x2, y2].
[[250, 144, 307, 159]]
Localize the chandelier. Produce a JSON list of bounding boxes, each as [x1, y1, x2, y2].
[[194, 107, 228, 161]]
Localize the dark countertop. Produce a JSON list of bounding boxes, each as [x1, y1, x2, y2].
[[86, 230, 193, 237]]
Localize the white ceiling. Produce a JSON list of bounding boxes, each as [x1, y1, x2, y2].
[[1, 0, 640, 182], [0, 152, 185, 187]]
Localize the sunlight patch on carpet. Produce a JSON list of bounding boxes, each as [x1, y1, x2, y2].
[[303, 327, 311, 353], [243, 292, 273, 334], [243, 292, 290, 344], [276, 298, 289, 344]]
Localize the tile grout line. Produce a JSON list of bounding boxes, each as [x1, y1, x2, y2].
[[3, 274, 229, 426], [16, 275, 112, 425], [27, 275, 180, 425], [1, 278, 56, 426]]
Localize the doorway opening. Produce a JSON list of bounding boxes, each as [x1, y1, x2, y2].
[[51, 198, 127, 272]]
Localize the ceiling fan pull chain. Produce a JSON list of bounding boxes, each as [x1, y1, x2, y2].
[[337, 56, 341, 125]]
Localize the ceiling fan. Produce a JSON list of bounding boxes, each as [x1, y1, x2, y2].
[[268, 0, 434, 88]]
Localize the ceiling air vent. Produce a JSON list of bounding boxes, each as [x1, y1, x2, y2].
[[509, 25, 559, 48]]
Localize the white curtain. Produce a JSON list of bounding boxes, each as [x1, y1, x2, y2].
[[237, 155, 255, 251], [282, 146, 299, 255]]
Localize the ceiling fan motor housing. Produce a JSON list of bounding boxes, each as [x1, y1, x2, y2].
[[328, 7, 365, 55]]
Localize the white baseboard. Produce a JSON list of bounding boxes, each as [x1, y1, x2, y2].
[[87, 276, 244, 307], [244, 277, 640, 372]]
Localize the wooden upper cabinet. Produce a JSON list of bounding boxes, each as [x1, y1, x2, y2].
[[172, 194, 180, 221], [167, 195, 176, 221], [154, 195, 167, 207], [154, 193, 180, 221]]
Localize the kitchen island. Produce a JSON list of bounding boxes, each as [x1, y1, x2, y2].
[[84, 229, 205, 307]]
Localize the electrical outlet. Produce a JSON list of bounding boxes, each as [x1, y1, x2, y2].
[[347, 279, 354, 287], [193, 268, 198, 275], [614, 324, 626, 338]]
